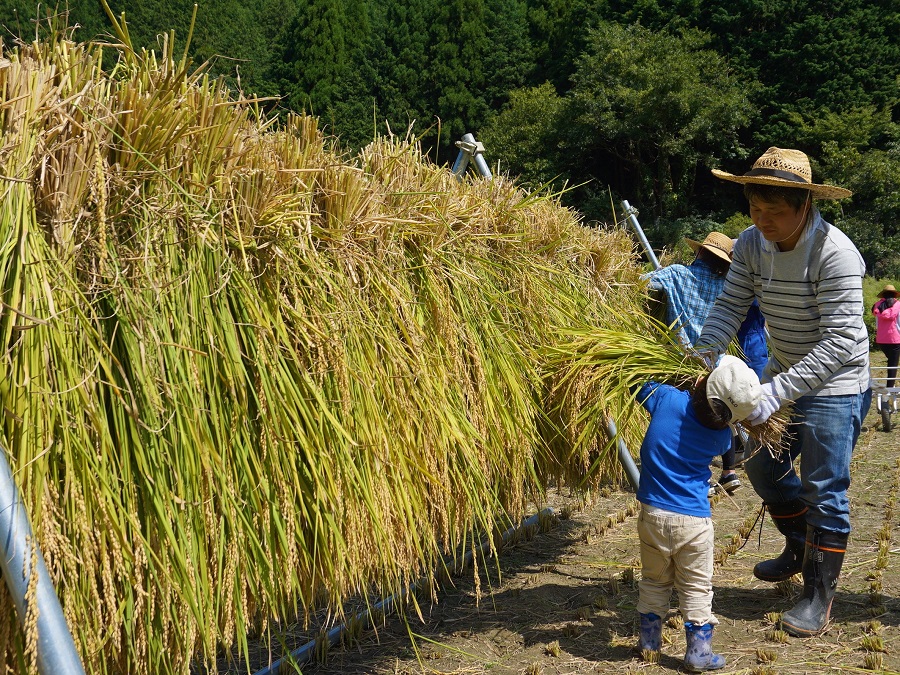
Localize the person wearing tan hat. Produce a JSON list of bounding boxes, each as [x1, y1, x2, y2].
[[872, 283, 900, 387], [698, 147, 871, 638], [632, 357, 762, 671], [643, 231, 733, 347]]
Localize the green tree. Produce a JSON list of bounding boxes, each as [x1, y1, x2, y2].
[[480, 82, 566, 187], [378, 0, 432, 123], [0, 1, 284, 97], [820, 137, 900, 277], [423, 0, 491, 147], [680, 0, 900, 146], [524, 0, 609, 92], [274, 0, 369, 117], [482, 0, 532, 110], [565, 22, 756, 221]]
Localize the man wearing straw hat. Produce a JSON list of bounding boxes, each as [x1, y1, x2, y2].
[[699, 147, 871, 637]]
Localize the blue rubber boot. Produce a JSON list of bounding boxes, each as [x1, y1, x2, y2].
[[638, 612, 661, 653], [684, 622, 725, 672]]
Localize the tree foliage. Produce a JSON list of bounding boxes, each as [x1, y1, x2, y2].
[[0, 0, 897, 268], [480, 82, 566, 189], [485, 23, 756, 227], [568, 23, 756, 218]]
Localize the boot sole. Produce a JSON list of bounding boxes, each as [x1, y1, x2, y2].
[[684, 663, 726, 673], [780, 618, 828, 637], [781, 603, 832, 637], [752, 569, 801, 582]]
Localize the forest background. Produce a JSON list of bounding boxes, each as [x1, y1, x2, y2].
[[1, 0, 898, 276]]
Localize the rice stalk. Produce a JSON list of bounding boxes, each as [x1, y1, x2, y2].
[[544, 314, 790, 473]]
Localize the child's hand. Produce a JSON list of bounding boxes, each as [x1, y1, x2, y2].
[[746, 383, 780, 426]]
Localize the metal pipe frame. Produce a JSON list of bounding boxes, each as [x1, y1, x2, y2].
[[0, 446, 85, 675]]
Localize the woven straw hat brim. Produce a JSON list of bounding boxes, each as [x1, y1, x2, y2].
[[685, 237, 733, 264], [878, 284, 897, 298], [711, 168, 852, 200]]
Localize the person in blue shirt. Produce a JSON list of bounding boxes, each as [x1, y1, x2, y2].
[[728, 297, 768, 466], [634, 356, 762, 672], [644, 232, 733, 348], [645, 232, 769, 495], [737, 300, 768, 377]]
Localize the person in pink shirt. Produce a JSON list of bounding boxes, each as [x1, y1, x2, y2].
[[873, 283, 900, 388]]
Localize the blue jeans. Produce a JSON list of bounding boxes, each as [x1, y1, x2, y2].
[[744, 389, 872, 534]]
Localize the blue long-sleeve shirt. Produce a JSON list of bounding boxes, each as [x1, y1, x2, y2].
[[634, 383, 731, 518]]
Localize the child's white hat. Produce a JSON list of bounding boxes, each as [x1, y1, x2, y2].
[[707, 355, 763, 422]]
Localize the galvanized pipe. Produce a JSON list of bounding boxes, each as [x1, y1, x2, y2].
[[604, 417, 640, 492], [605, 199, 658, 490], [0, 447, 85, 675], [451, 144, 470, 176], [452, 133, 492, 180], [621, 199, 661, 270]]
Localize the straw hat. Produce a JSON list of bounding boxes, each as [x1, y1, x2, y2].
[[711, 147, 852, 200], [684, 231, 734, 264], [878, 284, 897, 298]]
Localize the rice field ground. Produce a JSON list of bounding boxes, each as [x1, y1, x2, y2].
[[293, 350, 900, 675]]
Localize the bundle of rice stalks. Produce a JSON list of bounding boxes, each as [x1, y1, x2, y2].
[[0, 22, 648, 675], [544, 314, 790, 473]]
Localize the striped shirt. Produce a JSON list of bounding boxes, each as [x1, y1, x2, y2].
[[698, 212, 870, 401]]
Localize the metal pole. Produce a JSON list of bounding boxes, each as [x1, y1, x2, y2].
[[609, 199, 652, 490], [452, 133, 492, 181], [0, 446, 85, 675], [621, 199, 660, 270], [604, 417, 640, 491], [451, 144, 470, 177]]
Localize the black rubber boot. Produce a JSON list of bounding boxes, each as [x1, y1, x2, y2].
[[781, 527, 847, 637], [753, 500, 808, 582]]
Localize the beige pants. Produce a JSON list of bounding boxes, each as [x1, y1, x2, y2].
[[636, 505, 718, 625]]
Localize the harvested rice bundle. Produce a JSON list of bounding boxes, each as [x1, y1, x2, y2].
[[0, 22, 647, 675], [545, 314, 790, 468]]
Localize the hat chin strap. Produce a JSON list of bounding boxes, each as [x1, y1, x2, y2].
[[772, 198, 811, 245]]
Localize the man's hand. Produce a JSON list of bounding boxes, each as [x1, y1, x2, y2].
[[697, 349, 720, 370], [746, 382, 780, 426]]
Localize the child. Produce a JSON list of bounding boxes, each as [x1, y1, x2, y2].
[[634, 356, 762, 672]]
